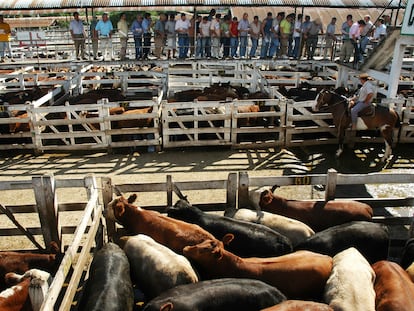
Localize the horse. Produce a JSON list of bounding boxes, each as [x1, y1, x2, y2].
[[312, 89, 400, 162]]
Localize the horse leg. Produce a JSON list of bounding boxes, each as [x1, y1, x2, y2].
[[336, 127, 345, 158], [381, 125, 393, 162]]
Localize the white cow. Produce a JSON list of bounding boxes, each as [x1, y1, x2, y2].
[[324, 247, 375, 311], [122, 234, 199, 299], [225, 208, 315, 246]]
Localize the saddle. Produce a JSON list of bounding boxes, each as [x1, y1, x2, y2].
[[358, 103, 375, 118]]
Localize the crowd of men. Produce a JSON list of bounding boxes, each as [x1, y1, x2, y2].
[[0, 10, 392, 62]]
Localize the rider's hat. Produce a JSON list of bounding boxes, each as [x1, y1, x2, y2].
[[359, 73, 369, 80]]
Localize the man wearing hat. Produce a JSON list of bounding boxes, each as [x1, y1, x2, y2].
[[0, 14, 11, 62], [349, 73, 374, 130]]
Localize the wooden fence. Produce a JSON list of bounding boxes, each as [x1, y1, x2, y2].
[[0, 174, 103, 311]]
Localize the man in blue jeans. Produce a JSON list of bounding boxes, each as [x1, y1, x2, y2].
[[175, 13, 191, 59], [349, 73, 374, 131]]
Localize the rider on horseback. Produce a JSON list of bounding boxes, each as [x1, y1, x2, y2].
[[349, 73, 374, 130]]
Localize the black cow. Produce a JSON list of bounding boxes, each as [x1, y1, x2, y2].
[[142, 278, 286, 311], [77, 243, 134, 311], [294, 221, 389, 264], [400, 238, 414, 269], [167, 200, 292, 257]]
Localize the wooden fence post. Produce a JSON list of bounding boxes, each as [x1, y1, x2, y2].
[[325, 168, 338, 201], [238, 171, 250, 208], [227, 172, 237, 210], [32, 174, 61, 252], [101, 177, 115, 242]]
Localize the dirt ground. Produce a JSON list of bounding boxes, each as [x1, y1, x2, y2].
[[1, 143, 414, 250]]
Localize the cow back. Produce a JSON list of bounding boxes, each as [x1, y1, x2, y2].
[[261, 300, 333, 311], [294, 221, 389, 264], [122, 234, 198, 300], [143, 278, 286, 311], [168, 200, 292, 257], [77, 243, 134, 311], [373, 260, 414, 311], [324, 247, 375, 311]]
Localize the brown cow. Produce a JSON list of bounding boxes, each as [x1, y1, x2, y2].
[[183, 237, 333, 300], [105, 194, 219, 254], [250, 186, 373, 232], [115, 107, 154, 129], [261, 300, 333, 311], [0, 277, 31, 311], [372, 261, 414, 311], [0, 252, 59, 291]]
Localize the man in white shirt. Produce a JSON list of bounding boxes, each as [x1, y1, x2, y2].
[[349, 19, 365, 64], [175, 13, 191, 59], [210, 13, 221, 59], [69, 12, 86, 60]]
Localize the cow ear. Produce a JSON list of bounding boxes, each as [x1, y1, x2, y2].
[[128, 194, 137, 204], [160, 302, 174, 311], [115, 202, 125, 217], [222, 233, 234, 245]]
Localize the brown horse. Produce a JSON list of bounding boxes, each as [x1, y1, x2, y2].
[[312, 89, 400, 162]]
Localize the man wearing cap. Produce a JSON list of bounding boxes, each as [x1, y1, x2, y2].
[[0, 15, 11, 62], [349, 73, 375, 131]]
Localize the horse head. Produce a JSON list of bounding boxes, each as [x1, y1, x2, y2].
[[312, 89, 332, 112]]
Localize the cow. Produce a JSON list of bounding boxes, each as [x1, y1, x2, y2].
[[121, 234, 198, 300], [167, 199, 292, 257], [324, 247, 376, 311], [224, 208, 314, 246], [250, 186, 373, 232], [399, 238, 414, 269], [5, 269, 52, 311], [0, 276, 31, 311], [261, 301, 333, 311], [373, 261, 414, 311], [77, 242, 134, 311], [0, 251, 59, 291], [294, 221, 389, 264], [183, 238, 332, 300], [406, 262, 414, 282], [105, 194, 218, 254], [142, 278, 286, 311]]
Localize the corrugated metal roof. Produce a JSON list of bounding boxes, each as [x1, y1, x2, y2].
[[0, 0, 408, 9]]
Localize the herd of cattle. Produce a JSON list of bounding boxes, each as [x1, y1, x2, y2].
[[3, 186, 414, 310]]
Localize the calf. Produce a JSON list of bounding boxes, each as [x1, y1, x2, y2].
[[373, 261, 414, 311], [143, 278, 286, 311], [183, 239, 332, 300], [295, 221, 389, 264], [250, 186, 373, 232], [261, 300, 333, 311], [0, 252, 59, 291], [324, 247, 375, 311], [167, 200, 292, 257], [0, 277, 31, 311], [105, 194, 218, 254], [121, 234, 198, 300], [5, 269, 52, 311], [77, 242, 134, 311], [225, 208, 314, 246]]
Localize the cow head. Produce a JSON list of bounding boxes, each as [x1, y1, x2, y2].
[[183, 239, 225, 261], [105, 194, 137, 222]]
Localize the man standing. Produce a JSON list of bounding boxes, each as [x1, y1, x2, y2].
[[131, 14, 143, 60], [238, 13, 250, 58], [292, 14, 302, 59], [153, 13, 166, 59], [165, 14, 177, 60], [175, 13, 191, 59], [360, 15, 375, 56], [248, 15, 261, 59], [142, 13, 153, 60], [260, 12, 274, 59], [199, 16, 211, 58], [323, 17, 337, 60], [0, 15, 11, 62], [210, 13, 221, 59], [69, 12, 86, 60], [339, 15, 353, 63], [349, 19, 365, 65], [117, 13, 129, 61], [305, 17, 323, 60], [279, 13, 294, 59], [95, 13, 114, 61], [90, 16, 99, 60]]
